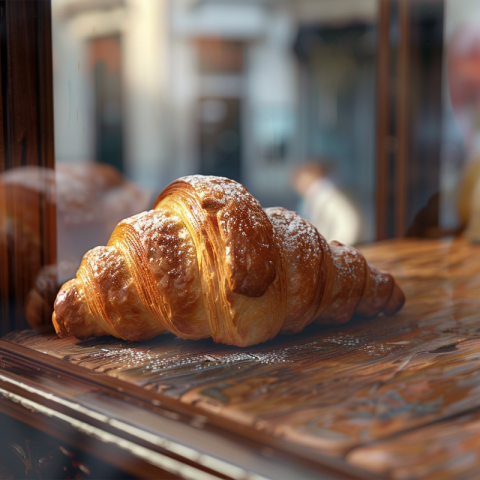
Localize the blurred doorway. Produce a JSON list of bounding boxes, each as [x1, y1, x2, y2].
[[198, 97, 242, 181], [90, 36, 124, 173], [196, 38, 244, 182]]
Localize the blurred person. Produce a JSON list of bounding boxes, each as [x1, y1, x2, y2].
[[291, 162, 364, 245]]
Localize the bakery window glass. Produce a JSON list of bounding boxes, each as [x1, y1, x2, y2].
[[3, 1, 480, 479]]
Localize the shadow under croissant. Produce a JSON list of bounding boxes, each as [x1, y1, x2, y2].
[[71, 312, 392, 351]]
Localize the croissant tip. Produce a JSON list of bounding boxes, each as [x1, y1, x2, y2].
[[384, 282, 406, 316], [52, 311, 67, 338]]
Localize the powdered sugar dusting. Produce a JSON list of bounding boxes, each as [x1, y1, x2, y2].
[[180, 175, 259, 207], [119, 209, 198, 286], [265, 207, 321, 261], [82, 340, 320, 374], [85, 246, 124, 279], [177, 175, 277, 297], [179, 175, 261, 224], [180, 175, 268, 243], [371, 268, 391, 285], [330, 244, 363, 283]]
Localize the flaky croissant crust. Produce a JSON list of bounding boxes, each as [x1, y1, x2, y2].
[[53, 175, 405, 347]]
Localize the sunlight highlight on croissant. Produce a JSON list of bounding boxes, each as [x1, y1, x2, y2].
[[52, 175, 405, 347]]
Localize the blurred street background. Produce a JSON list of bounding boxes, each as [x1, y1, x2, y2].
[[51, 0, 480, 243]]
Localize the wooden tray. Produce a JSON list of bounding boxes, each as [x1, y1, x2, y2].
[[2, 237, 480, 479]]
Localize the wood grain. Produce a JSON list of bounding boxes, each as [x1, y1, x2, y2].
[[5, 237, 480, 478], [0, 341, 371, 480]]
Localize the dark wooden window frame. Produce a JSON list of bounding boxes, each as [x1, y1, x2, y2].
[[0, 0, 56, 333], [375, 0, 444, 240]]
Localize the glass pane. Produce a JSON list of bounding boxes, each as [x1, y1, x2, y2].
[[7, 1, 480, 478]]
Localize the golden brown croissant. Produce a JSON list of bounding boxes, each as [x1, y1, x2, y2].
[[52, 176, 405, 347]]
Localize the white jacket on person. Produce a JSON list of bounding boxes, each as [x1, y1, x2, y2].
[[300, 178, 364, 246]]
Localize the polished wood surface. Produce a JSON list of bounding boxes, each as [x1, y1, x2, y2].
[[4, 237, 480, 479], [0, 340, 366, 480]]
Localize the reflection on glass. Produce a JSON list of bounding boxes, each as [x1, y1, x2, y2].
[[0, 163, 150, 328]]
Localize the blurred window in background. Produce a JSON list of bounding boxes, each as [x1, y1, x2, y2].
[[198, 97, 242, 181], [10, 0, 478, 332], [90, 35, 124, 173], [196, 38, 244, 181], [196, 37, 243, 74]]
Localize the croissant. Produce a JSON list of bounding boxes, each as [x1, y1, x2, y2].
[[52, 175, 405, 347]]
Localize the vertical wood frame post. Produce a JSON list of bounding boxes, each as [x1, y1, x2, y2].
[[376, 0, 444, 240], [0, 0, 56, 335], [395, 0, 410, 237], [375, 0, 392, 240]]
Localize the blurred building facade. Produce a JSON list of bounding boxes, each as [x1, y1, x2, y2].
[[52, 0, 378, 240]]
